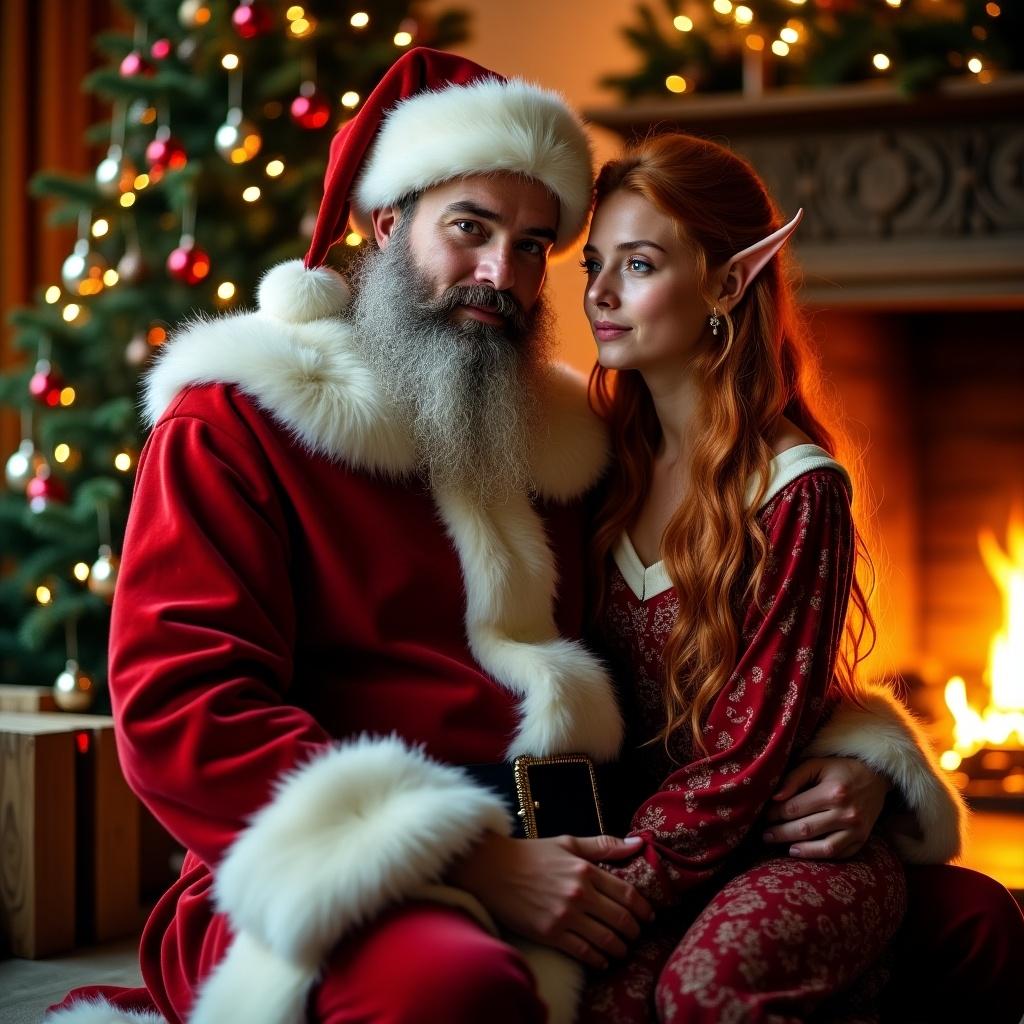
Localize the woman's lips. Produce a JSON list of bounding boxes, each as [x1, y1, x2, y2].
[[593, 322, 632, 341]]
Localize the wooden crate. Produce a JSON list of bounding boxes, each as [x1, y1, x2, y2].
[[0, 685, 58, 712], [0, 713, 143, 958]]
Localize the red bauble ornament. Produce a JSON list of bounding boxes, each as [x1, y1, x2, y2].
[[167, 240, 211, 285], [28, 360, 64, 408], [150, 38, 174, 61], [290, 84, 331, 130], [26, 465, 67, 512], [120, 50, 153, 77], [232, 0, 273, 39], [146, 129, 188, 173]]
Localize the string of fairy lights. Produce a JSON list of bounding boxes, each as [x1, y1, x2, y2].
[[630, 0, 1008, 97], [6, 0, 424, 708]]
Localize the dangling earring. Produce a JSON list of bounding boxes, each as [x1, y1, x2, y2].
[[709, 308, 721, 337]]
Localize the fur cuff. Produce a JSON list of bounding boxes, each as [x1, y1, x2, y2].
[[804, 684, 967, 863], [214, 734, 511, 963]]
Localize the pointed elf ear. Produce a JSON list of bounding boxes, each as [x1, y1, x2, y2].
[[717, 208, 803, 311]]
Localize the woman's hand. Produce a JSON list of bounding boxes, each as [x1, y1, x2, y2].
[[762, 757, 891, 859], [449, 832, 655, 969]]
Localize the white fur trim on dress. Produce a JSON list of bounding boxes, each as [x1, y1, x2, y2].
[[804, 684, 967, 863], [353, 78, 593, 252], [187, 735, 511, 1024]]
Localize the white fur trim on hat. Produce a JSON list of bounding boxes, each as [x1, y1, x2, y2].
[[43, 1002, 164, 1024], [804, 683, 967, 863], [353, 78, 593, 251]]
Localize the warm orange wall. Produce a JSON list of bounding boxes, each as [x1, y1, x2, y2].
[[452, 1, 640, 374]]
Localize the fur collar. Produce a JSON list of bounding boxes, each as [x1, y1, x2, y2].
[[144, 268, 608, 503]]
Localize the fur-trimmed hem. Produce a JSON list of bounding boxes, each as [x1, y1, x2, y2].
[[44, 1002, 164, 1024], [804, 684, 967, 863]]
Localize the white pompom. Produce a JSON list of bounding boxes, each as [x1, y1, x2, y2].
[[257, 260, 351, 323]]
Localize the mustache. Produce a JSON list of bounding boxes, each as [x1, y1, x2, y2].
[[423, 284, 529, 335]]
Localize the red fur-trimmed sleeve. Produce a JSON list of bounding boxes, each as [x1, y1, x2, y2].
[[608, 471, 855, 906]]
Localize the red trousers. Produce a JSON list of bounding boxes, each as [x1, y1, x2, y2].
[[51, 862, 1024, 1023]]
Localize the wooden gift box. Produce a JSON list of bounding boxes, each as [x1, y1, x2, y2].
[[0, 712, 143, 958]]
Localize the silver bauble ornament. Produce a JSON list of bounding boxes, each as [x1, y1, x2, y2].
[[5, 438, 43, 492], [117, 246, 146, 285], [215, 108, 261, 164], [178, 0, 208, 29], [53, 658, 95, 712], [88, 544, 120, 601], [62, 239, 109, 297], [95, 145, 134, 197], [125, 333, 151, 367]]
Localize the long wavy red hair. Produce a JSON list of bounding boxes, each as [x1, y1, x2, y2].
[[589, 133, 875, 753]]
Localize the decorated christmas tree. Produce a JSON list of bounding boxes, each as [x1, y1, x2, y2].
[[0, 0, 469, 710], [602, 0, 1023, 101]]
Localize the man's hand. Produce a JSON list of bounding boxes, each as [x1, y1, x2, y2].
[[762, 757, 891, 859], [448, 832, 654, 969]]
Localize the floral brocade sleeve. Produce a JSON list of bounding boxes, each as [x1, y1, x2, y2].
[[609, 470, 856, 908]]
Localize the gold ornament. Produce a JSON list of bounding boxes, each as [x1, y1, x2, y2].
[[95, 145, 135, 197], [215, 108, 262, 164], [88, 545, 120, 600], [5, 438, 43, 492], [62, 239, 109, 297], [53, 658, 95, 712]]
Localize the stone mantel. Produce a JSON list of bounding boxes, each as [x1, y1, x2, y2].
[[584, 76, 1024, 308]]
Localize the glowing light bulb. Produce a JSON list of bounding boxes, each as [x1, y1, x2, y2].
[[73, 562, 90, 582], [665, 75, 688, 94], [265, 159, 285, 177], [222, 53, 239, 71], [780, 26, 798, 43], [735, 6, 753, 25], [713, 0, 733, 13], [242, 186, 261, 202], [120, 192, 136, 208], [54, 444, 71, 463], [873, 52, 891, 71], [217, 281, 237, 301], [91, 218, 109, 238], [345, 231, 363, 247], [341, 91, 360, 109], [134, 172, 150, 190], [60, 387, 76, 407], [114, 452, 133, 472], [968, 56, 984, 73], [673, 15, 693, 31], [36, 585, 52, 605], [45, 286, 61, 304], [771, 40, 790, 57], [62, 304, 81, 322], [394, 31, 412, 46], [350, 12, 369, 28]]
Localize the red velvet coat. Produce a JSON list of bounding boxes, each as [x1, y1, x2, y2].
[[49, 261, 964, 1024]]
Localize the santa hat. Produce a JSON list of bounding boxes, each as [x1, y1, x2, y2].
[[303, 46, 593, 268]]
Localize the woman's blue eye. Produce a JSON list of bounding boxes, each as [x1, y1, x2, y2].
[[579, 258, 599, 274], [628, 258, 653, 273]]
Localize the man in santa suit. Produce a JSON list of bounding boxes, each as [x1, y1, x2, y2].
[[48, 48, 1021, 1024]]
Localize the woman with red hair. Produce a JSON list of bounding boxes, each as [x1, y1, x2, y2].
[[577, 132, 943, 1021]]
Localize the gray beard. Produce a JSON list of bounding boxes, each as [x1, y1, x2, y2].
[[347, 229, 553, 505]]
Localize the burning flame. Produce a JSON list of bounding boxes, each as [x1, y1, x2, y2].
[[942, 510, 1024, 768]]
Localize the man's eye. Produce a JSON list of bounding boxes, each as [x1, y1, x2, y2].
[[520, 240, 542, 255], [455, 220, 479, 234]]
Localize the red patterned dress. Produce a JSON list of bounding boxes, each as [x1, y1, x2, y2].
[[580, 448, 907, 1023]]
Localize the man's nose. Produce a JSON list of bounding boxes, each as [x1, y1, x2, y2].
[[473, 243, 515, 293]]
